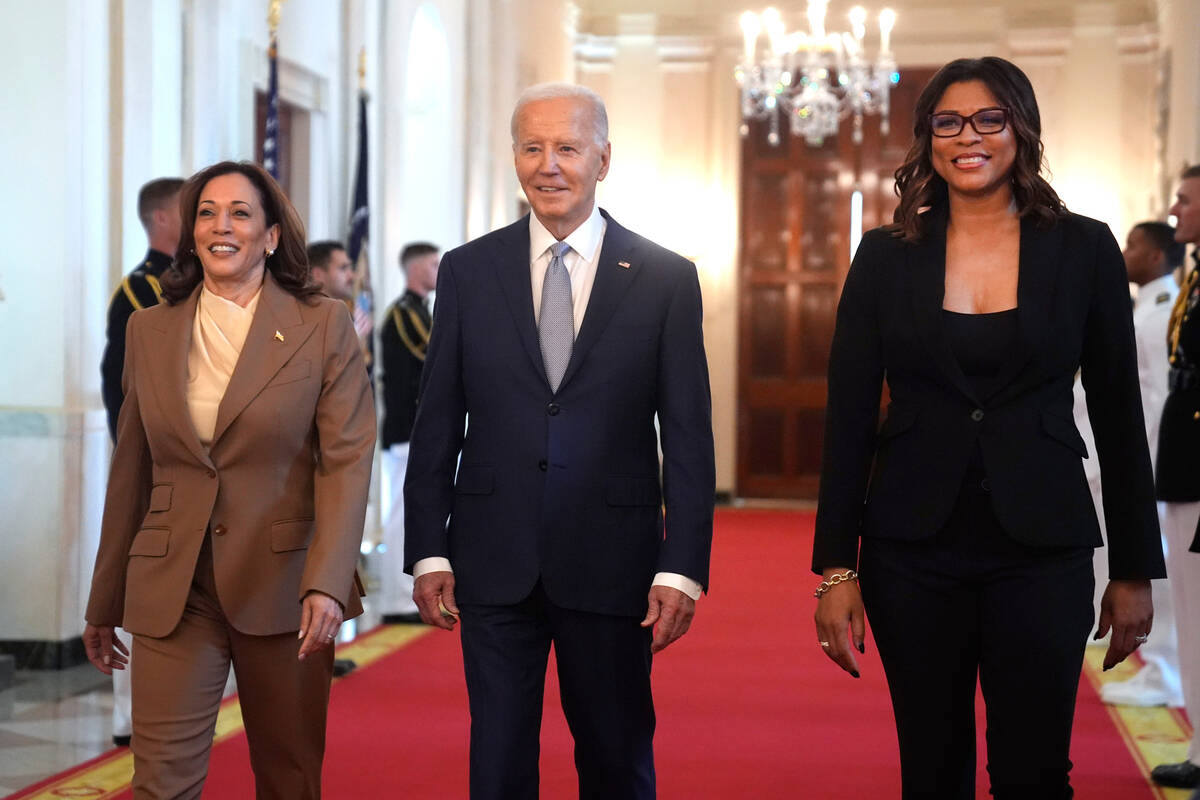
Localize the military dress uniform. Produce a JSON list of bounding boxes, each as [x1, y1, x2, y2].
[[99, 250, 170, 744], [378, 289, 432, 619], [101, 250, 171, 440], [1156, 253, 1200, 773]]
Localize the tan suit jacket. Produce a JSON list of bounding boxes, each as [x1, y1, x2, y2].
[[86, 273, 375, 638]]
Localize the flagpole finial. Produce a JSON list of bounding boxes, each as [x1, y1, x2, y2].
[[358, 47, 367, 91], [268, 0, 284, 36]]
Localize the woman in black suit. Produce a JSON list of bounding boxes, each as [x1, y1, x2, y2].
[[812, 57, 1165, 798]]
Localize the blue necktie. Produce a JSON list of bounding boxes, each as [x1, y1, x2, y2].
[[539, 241, 574, 392]]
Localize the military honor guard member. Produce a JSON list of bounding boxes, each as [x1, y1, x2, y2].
[[378, 242, 438, 623], [102, 178, 184, 441], [1150, 165, 1200, 793]]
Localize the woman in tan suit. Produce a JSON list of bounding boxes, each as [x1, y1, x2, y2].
[[82, 160, 376, 799]]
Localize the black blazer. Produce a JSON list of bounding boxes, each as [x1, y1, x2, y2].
[[403, 211, 716, 617], [812, 208, 1165, 582]]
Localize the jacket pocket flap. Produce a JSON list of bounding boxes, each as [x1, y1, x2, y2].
[[878, 407, 919, 440], [605, 475, 662, 507], [129, 528, 169, 557], [1041, 411, 1089, 458], [148, 484, 173, 513], [271, 518, 314, 552], [454, 465, 494, 495], [266, 359, 311, 389]]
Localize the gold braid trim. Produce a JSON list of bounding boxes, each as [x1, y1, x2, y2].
[[120, 277, 144, 310], [1168, 267, 1199, 363], [405, 305, 430, 341], [391, 306, 427, 362], [145, 274, 164, 303]]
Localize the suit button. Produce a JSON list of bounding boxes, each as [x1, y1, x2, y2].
[[212, 524, 227, 536], [980, 478, 991, 492], [538, 459, 548, 471], [206, 469, 217, 479], [970, 409, 985, 422], [547, 403, 560, 416]]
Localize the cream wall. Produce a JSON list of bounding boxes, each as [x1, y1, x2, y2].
[[577, 22, 741, 495], [1159, 0, 1200, 198], [0, 0, 114, 644], [379, 0, 468, 306]]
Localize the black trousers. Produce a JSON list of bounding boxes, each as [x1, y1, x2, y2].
[[459, 581, 656, 800], [860, 463, 1095, 800]]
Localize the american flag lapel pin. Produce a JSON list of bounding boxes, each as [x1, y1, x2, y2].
[[618, 261, 631, 269]]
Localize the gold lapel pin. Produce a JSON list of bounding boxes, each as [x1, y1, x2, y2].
[[618, 261, 631, 269], [274, 330, 285, 343]]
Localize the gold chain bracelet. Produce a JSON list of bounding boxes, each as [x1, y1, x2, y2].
[[813, 570, 858, 598]]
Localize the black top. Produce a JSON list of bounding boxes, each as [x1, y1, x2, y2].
[[943, 308, 1020, 401], [101, 249, 172, 441]]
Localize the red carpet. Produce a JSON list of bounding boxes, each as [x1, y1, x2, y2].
[[144, 510, 1156, 797]]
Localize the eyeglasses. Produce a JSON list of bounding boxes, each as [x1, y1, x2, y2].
[[929, 107, 1010, 138]]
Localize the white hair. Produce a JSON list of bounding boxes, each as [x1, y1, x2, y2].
[[510, 83, 609, 147]]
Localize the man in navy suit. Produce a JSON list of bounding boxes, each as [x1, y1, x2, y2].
[[403, 83, 715, 799]]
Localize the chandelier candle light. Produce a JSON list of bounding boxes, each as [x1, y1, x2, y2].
[[736, 1, 898, 147]]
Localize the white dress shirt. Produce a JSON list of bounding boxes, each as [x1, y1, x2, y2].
[[187, 285, 261, 447], [412, 205, 703, 602]]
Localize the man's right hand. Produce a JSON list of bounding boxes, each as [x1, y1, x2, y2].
[[82, 624, 129, 675], [413, 571, 460, 631]]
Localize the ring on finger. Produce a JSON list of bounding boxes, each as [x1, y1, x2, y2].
[[819, 641, 831, 648], [1134, 633, 1149, 644]]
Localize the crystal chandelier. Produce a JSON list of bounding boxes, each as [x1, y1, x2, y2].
[[735, 1, 898, 147]]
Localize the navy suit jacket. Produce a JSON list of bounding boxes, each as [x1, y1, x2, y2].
[[403, 210, 716, 617], [813, 208, 1166, 582]]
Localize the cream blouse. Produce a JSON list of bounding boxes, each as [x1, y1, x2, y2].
[[187, 285, 262, 446]]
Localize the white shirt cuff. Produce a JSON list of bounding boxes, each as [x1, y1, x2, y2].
[[652, 572, 702, 601], [413, 557, 453, 578]]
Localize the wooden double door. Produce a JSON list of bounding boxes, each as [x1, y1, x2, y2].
[[736, 68, 935, 499]]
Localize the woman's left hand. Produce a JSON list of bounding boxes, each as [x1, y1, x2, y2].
[[298, 591, 344, 661], [1096, 579, 1153, 671]]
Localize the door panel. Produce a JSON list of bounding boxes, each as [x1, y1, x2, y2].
[[736, 68, 936, 499]]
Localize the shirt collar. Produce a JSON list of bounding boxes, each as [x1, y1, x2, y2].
[[146, 249, 174, 272], [402, 288, 430, 309], [528, 204, 605, 264]]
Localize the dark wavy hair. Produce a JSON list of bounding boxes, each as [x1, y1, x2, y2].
[[160, 161, 320, 305], [891, 57, 1067, 242]]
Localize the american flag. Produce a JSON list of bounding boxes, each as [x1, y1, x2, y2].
[[348, 86, 374, 375], [262, 35, 280, 179]]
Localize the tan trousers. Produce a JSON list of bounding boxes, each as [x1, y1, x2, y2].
[[130, 537, 334, 799]]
